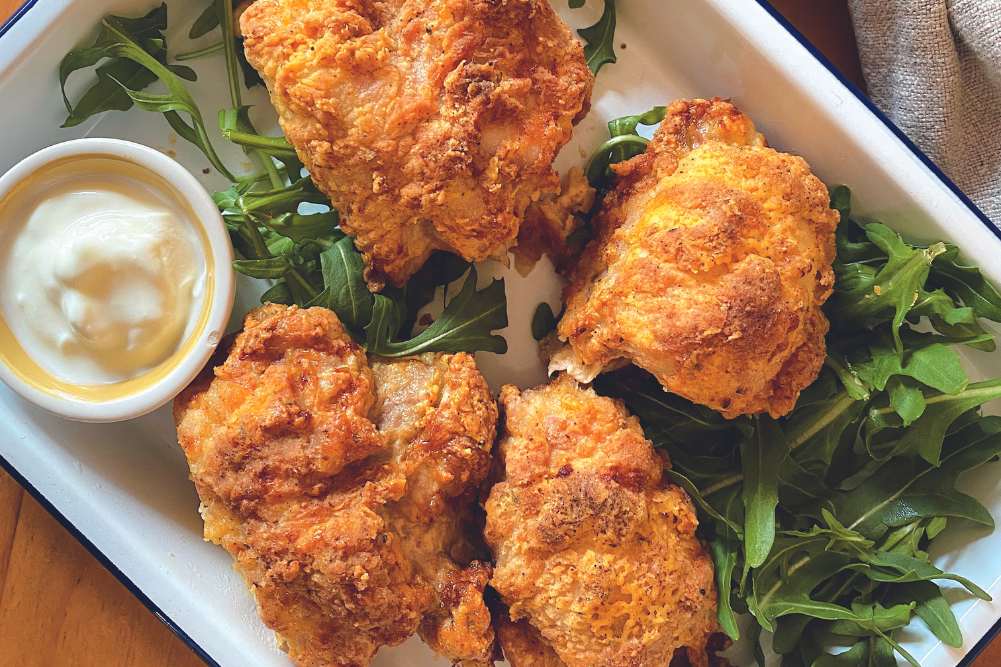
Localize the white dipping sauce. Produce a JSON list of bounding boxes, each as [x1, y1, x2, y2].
[[1, 166, 205, 385]]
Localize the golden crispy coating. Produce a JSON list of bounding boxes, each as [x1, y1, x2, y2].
[[495, 606, 566, 667], [484, 375, 719, 667], [240, 0, 593, 289], [511, 167, 596, 276], [556, 98, 838, 418], [368, 354, 498, 664], [174, 304, 498, 667]]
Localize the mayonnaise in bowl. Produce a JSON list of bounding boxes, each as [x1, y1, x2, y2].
[[4, 161, 206, 384], [0, 139, 234, 421]]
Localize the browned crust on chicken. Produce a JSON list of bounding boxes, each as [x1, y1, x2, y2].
[[484, 376, 719, 667], [174, 304, 498, 667], [495, 605, 567, 667], [511, 167, 596, 276], [240, 0, 593, 288], [558, 98, 838, 418]]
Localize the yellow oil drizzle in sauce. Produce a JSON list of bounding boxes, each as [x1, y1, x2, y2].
[[0, 154, 216, 403]]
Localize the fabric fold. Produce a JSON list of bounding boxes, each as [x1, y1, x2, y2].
[[848, 0, 1001, 222]]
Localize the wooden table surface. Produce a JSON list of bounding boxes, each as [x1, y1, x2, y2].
[[0, 1, 997, 666]]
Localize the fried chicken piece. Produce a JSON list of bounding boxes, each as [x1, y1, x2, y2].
[[240, 0, 593, 289], [174, 304, 498, 667], [511, 167, 596, 276], [495, 606, 566, 667], [554, 98, 838, 418], [483, 375, 719, 667]]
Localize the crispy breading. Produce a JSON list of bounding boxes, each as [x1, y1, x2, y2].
[[174, 304, 498, 667], [240, 0, 593, 289], [495, 606, 566, 667], [484, 375, 719, 667], [511, 167, 596, 276], [555, 98, 838, 418]]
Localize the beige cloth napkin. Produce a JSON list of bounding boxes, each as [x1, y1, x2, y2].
[[848, 0, 1001, 223]]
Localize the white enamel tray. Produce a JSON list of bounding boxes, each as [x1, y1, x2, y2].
[[2, 0, 1001, 665]]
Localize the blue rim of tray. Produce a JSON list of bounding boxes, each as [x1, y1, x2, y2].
[[2, 0, 1000, 666], [0, 0, 36, 39]]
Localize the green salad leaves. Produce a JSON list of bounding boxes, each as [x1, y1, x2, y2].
[[586, 105, 666, 186], [576, 0, 617, 75], [594, 186, 1001, 666], [57, 3, 509, 357], [59, 5, 196, 129], [565, 0, 617, 76]]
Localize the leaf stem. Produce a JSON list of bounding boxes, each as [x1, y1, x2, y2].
[[285, 265, 319, 299], [174, 41, 223, 60], [262, 154, 283, 189], [586, 134, 648, 184], [216, 0, 242, 109], [241, 212, 271, 259], [222, 130, 297, 157], [786, 392, 859, 452], [215, 0, 284, 188]]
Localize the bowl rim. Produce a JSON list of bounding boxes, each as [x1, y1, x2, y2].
[[0, 137, 235, 422]]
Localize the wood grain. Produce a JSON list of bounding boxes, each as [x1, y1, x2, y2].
[[0, 1, 997, 667], [0, 471, 24, 603], [765, 0, 866, 92], [0, 469, 206, 667], [0, 0, 21, 18]]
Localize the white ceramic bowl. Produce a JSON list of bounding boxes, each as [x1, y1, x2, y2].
[[0, 138, 234, 422]]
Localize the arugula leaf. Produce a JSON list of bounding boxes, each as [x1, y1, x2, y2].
[[852, 327, 969, 396], [221, 125, 298, 161], [784, 371, 858, 446], [577, 0, 616, 76], [830, 417, 1001, 539], [711, 535, 741, 640], [226, 177, 328, 217], [233, 255, 291, 279], [741, 416, 789, 572], [368, 267, 508, 357], [777, 455, 834, 516], [532, 302, 563, 341], [748, 534, 859, 630], [813, 640, 867, 667], [366, 293, 404, 352], [256, 210, 340, 245], [930, 244, 1001, 322], [318, 236, 373, 330], [393, 252, 472, 337], [59, 5, 197, 128], [261, 281, 294, 306], [59, 13, 239, 180], [607, 107, 668, 138], [865, 379, 1001, 463], [665, 469, 743, 538], [586, 106, 667, 187], [887, 376, 925, 426], [827, 222, 947, 350], [830, 184, 852, 218], [188, 2, 218, 38], [826, 602, 913, 637], [885, 581, 963, 648]]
